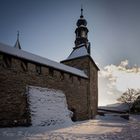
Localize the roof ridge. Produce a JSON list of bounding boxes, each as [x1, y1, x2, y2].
[[0, 42, 88, 78]]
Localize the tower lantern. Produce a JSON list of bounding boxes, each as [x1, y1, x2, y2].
[[75, 8, 89, 48]]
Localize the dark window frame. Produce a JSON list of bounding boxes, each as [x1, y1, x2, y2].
[[36, 65, 41, 74]]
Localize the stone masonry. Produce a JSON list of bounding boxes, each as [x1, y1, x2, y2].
[[0, 53, 89, 126], [61, 55, 99, 118], [0, 8, 99, 127]]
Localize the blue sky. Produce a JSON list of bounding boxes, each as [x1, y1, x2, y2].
[[1, 0, 140, 105]]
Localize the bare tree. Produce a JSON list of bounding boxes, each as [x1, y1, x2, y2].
[[117, 88, 140, 114]]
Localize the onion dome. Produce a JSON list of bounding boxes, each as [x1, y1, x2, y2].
[[76, 8, 87, 27]]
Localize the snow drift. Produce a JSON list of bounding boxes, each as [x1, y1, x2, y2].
[[28, 86, 73, 126]]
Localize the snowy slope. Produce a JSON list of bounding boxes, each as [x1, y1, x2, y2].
[[28, 86, 73, 126]]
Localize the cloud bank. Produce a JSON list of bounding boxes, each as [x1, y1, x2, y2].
[[99, 60, 140, 106]]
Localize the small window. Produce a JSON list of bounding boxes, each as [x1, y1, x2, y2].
[[81, 30, 86, 38], [3, 56, 11, 68], [21, 61, 28, 71], [36, 65, 41, 74], [49, 68, 54, 76]]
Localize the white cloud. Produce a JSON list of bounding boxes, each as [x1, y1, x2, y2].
[[99, 60, 140, 106], [120, 59, 128, 67]]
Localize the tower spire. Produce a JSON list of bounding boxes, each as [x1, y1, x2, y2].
[[14, 30, 21, 49], [75, 7, 89, 48], [17, 30, 19, 40], [80, 5, 83, 18]]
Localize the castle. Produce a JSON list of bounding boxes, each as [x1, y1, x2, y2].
[[0, 8, 99, 126]]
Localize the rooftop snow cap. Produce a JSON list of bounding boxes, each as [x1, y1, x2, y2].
[[0, 42, 88, 78], [67, 44, 89, 60]]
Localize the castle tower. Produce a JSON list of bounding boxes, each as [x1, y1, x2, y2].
[[61, 8, 99, 119]]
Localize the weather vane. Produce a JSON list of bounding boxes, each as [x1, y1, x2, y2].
[[80, 4, 83, 18]]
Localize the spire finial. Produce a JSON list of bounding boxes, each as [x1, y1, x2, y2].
[[80, 5, 83, 18], [14, 30, 21, 49], [17, 30, 19, 40]]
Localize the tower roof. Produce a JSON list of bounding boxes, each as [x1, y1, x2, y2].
[[76, 8, 87, 27], [75, 7, 89, 48], [14, 31, 21, 49], [67, 44, 89, 60]]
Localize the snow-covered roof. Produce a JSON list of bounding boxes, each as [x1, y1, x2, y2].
[[67, 45, 89, 60], [0, 42, 88, 78], [99, 103, 129, 112]]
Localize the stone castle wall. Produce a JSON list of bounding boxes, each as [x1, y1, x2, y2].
[[89, 60, 98, 117], [61, 56, 98, 118], [0, 53, 88, 127]]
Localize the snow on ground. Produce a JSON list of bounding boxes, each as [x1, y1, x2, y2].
[[0, 115, 140, 140], [0, 86, 139, 140], [28, 86, 73, 127]]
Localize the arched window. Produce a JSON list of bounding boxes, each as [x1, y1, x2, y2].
[[81, 30, 86, 38]]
